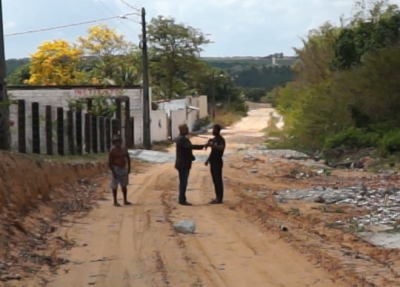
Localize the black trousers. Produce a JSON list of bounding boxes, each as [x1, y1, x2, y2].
[[210, 160, 223, 201], [178, 168, 190, 203]]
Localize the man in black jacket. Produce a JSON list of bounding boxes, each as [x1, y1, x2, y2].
[[175, 124, 205, 205], [205, 124, 226, 204]]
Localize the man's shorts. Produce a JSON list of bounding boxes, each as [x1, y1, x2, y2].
[[110, 165, 129, 189]]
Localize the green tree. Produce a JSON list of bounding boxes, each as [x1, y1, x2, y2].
[[77, 24, 140, 84], [245, 88, 265, 102], [7, 63, 30, 86], [331, 4, 400, 70], [147, 16, 210, 99], [274, 0, 400, 153]]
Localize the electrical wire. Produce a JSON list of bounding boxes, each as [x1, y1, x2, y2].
[[119, 0, 141, 12], [5, 13, 139, 37], [91, 0, 138, 33]]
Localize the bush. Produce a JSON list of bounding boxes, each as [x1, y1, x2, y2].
[[228, 98, 248, 116], [324, 127, 379, 149], [260, 87, 281, 107], [192, 116, 211, 131], [214, 110, 242, 128], [379, 130, 400, 154]]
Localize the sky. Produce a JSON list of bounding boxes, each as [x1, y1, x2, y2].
[[3, 0, 400, 59]]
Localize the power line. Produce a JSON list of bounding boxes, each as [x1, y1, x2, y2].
[[119, 0, 140, 12], [90, 0, 137, 34], [5, 13, 140, 37]]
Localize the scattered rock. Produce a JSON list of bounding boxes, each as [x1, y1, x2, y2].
[[0, 273, 21, 281], [279, 225, 288, 231], [314, 196, 325, 203], [283, 154, 310, 160], [173, 220, 196, 234], [358, 156, 375, 169], [276, 198, 287, 204]]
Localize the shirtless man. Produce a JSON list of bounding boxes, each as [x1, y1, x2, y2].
[[108, 134, 131, 206]]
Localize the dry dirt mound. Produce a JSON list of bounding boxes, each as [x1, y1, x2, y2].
[[0, 152, 107, 213], [0, 152, 111, 285]]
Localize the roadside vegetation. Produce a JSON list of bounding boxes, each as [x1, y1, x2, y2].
[[262, 0, 400, 163]]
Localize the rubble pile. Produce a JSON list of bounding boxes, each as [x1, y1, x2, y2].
[[275, 184, 400, 228]]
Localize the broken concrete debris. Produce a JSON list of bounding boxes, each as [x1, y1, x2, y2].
[[173, 220, 196, 234], [275, 185, 400, 229]]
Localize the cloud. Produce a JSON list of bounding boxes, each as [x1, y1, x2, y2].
[[4, 0, 400, 59]]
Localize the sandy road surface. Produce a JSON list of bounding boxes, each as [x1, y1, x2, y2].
[[36, 108, 341, 287], [189, 108, 277, 153]]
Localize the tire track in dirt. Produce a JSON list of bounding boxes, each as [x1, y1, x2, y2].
[[39, 167, 170, 287], [160, 173, 222, 287], [160, 163, 339, 287], [94, 169, 161, 287], [29, 164, 218, 287]]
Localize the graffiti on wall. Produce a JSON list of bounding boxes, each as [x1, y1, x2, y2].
[[73, 88, 122, 97]]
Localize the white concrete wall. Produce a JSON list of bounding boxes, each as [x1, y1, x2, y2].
[[8, 87, 147, 152], [150, 110, 168, 142], [198, 95, 208, 118], [171, 109, 186, 139], [157, 95, 208, 119], [157, 98, 186, 115], [157, 95, 207, 135]]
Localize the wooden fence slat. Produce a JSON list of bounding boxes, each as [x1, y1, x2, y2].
[[91, 115, 98, 153], [57, 107, 64, 155], [125, 99, 132, 148], [67, 110, 74, 154], [76, 110, 82, 154], [31, 102, 40, 154], [130, 117, 134, 147], [84, 113, 91, 154], [45, 105, 52, 155], [112, 119, 120, 137], [17, 100, 26, 153], [105, 117, 111, 151], [99, 117, 105, 153]]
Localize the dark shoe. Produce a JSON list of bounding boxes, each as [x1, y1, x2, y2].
[[209, 199, 222, 204], [124, 201, 132, 205], [114, 202, 121, 207], [179, 201, 193, 206], [211, 201, 222, 204]]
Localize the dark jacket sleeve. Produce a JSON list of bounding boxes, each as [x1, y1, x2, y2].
[[178, 137, 203, 150], [191, 144, 204, 150]]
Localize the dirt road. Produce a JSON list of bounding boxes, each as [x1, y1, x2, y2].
[[36, 109, 342, 287]]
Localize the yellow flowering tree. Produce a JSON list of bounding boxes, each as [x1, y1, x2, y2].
[[77, 24, 139, 84], [25, 40, 83, 85]]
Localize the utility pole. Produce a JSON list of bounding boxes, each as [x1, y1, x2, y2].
[[0, 0, 9, 150], [211, 71, 215, 120], [141, 7, 151, 150]]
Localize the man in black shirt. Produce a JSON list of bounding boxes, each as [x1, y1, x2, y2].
[[175, 124, 205, 205], [205, 124, 226, 204]]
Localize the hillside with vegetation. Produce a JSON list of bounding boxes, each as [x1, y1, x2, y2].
[[268, 0, 400, 161], [6, 53, 297, 104], [6, 55, 297, 77]]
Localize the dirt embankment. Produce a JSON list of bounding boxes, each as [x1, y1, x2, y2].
[[0, 152, 107, 213], [0, 152, 114, 285]]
